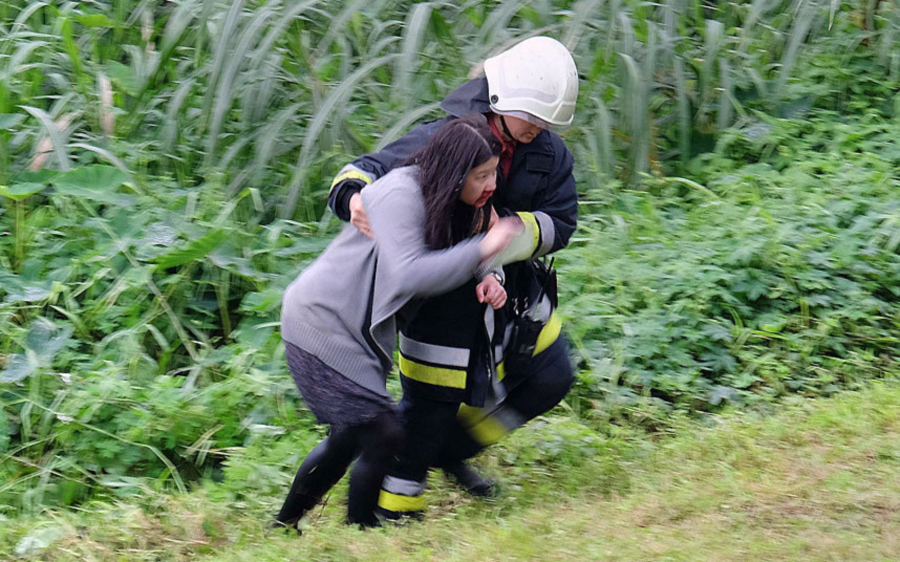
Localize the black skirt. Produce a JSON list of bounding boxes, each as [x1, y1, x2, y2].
[[284, 340, 395, 428]]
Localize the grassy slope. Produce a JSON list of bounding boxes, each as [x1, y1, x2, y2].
[[3, 382, 898, 561]]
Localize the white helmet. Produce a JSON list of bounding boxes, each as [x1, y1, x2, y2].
[[483, 37, 579, 128]]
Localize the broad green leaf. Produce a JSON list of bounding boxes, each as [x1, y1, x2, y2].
[[232, 316, 276, 349], [209, 248, 274, 281], [52, 165, 133, 205], [4, 282, 52, 304], [239, 286, 284, 313], [0, 354, 36, 383], [0, 183, 44, 201], [273, 237, 330, 257], [25, 321, 73, 363], [708, 386, 739, 406], [14, 526, 66, 557], [153, 229, 229, 270], [13, 170, 57, 184]]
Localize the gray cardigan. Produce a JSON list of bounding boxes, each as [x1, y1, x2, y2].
[[281, 166, 485, 397]]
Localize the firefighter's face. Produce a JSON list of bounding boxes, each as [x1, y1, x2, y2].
[[460, 157, 499, 208], [502, 115, 544, 144]]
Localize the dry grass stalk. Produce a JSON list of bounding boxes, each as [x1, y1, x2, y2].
[[99, 73, 114, 137]]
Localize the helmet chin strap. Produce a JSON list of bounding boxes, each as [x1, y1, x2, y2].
[[498, 114, 516, 142]]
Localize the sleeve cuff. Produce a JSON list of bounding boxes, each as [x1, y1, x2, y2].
[[475, 264, 505, 285], [335, 181, 363, 221]]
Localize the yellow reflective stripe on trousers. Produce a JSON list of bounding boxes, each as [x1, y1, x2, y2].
[[459, 404, 527, 446], [534, 311, 562, 356], [515, 212, 541, 256], [378, 490, 426, 513], [329, 168, 374, 193], [467, 414, 509, 446], [457, 404, 486, 428], [399, 355, 467, 389]]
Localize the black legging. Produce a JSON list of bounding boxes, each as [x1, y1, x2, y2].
[[276, 410, 403, 527]]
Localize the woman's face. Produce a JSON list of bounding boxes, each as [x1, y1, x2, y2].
[[460, 156, 499, 208]]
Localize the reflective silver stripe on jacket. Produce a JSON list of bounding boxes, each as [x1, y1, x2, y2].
[[399, 334, 470, 368], [533, 211, 556, 257], [528, 293, 553, 323], [483, 306, 507, 402]]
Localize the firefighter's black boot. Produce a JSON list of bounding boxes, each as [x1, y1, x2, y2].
[[441, 460, 496, 497]]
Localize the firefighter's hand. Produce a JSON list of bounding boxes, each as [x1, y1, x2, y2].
[[349, 192, 372, 239], [476, 275, 507, 309]]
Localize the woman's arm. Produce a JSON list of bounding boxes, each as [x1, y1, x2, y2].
[[366, 188, 483, 298], [364, 184, 519, 299]]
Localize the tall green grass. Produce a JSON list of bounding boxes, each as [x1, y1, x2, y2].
[[4, 0, 896, 218]]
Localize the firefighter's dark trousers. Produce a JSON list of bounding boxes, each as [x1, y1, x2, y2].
[[378, 335, 573, 517], [438, 335, 574, 466]]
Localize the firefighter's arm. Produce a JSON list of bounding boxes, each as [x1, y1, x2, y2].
[[518, 143, 578, 257], [327, 117, 450, 222]]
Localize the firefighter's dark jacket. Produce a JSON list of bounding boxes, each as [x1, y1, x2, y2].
[[327, 77, 578, 256], [327, 77, 578, 405]]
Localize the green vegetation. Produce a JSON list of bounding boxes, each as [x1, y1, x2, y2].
[[563, 110, 900, 425], [2, 381, 898, 560], [2, 0, 900, 555]]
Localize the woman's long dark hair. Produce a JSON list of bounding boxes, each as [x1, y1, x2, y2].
[[404, 114, 501, 250]]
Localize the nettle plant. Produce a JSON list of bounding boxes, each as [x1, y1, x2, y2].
[[561, 110, 900, 426]]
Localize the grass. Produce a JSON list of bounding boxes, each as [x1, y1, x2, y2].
[[2, 381, 898, 560]]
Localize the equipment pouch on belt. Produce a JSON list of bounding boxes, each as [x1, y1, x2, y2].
[[506, 258, 556, 370]]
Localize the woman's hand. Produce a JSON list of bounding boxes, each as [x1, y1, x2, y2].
[[349, 192, 373, 239], [476, 274, 507, 309], [479, 216, 522, 259]]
